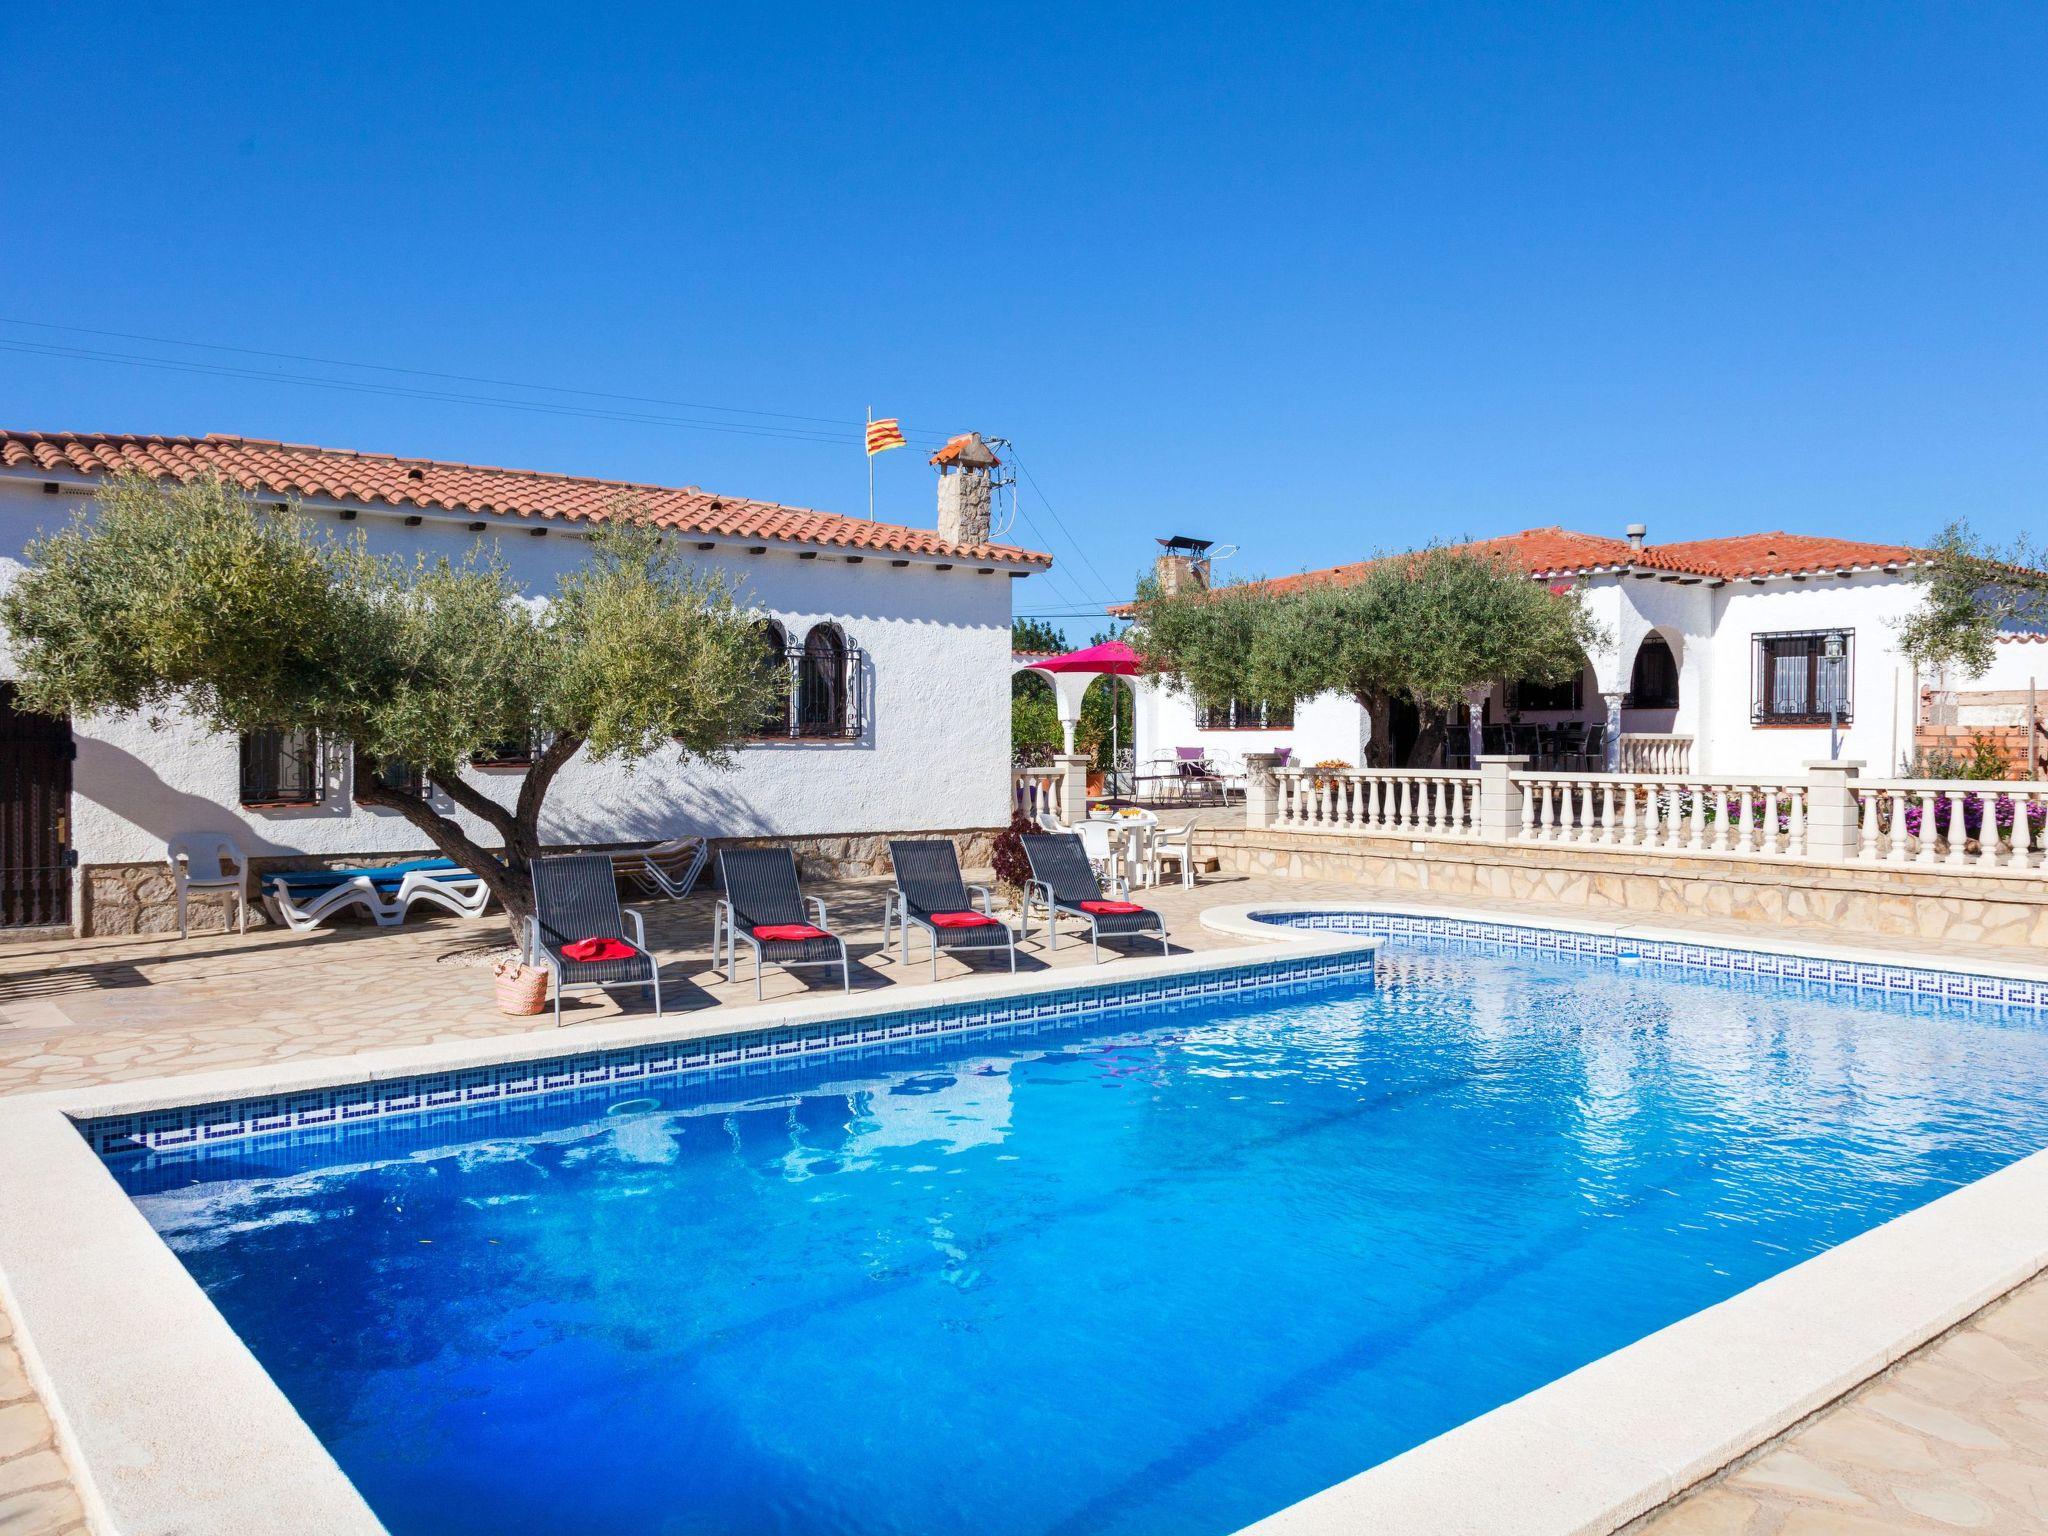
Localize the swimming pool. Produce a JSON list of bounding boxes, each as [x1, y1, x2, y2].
[[97, 923, 2048, 1536]]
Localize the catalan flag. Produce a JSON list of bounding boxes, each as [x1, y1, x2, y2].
[[864, 417, 907, 456]]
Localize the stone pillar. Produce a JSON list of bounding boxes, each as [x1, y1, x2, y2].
[[1243, 751, 1282, 830], [1475, 755, 1529, 842], [1053, 752, 1092, 824], [1463, 683, 1490, 765], [1803, 760, 1864, 862], [1601, 689, 1627, 771]]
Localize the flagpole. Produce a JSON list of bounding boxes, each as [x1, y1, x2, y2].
[[866, 406, 874, 519]]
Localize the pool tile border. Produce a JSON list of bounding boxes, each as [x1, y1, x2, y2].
[[80, 947, 1378, 1156], [1260, 909, 2048, 1009]]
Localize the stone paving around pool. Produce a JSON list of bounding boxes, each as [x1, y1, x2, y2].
[[4, 869, 2048, 1535], [1634, 1279, 2048, 1535]]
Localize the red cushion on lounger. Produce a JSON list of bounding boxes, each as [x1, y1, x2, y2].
[[563, 936, 639, 962], [928, 910, 998, 929], [753, 923, 828, 942], [1079, 900, 1144, 915]]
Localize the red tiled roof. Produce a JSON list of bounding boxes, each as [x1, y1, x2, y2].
[[0, 432, 1052, 567], [1637, 531, 1922, 580], [1263, 525, 1925, 593]]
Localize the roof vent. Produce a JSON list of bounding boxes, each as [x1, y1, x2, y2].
[[406, 466, 425, 481], [1625, 522, 1646, 555]]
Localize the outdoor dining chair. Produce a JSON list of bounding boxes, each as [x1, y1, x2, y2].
[[1021, 833, 1169, 962], [886, 840, 1016, 980], [1147, 821, 1201, 889], [166, 833, 250, 938], [713, 847, 850, 1000]]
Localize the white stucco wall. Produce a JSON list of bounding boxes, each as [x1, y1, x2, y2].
[[1134, 679, 1364, 771], [1697, 577, 1923, 776], [0, 476, 1027, 871]]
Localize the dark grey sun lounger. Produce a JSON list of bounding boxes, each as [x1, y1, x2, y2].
[[714, 847, 851, 1000], [530, 852, 661, 1026], [887, 839, 1016, 980], [1021, 833, 1169, 962]]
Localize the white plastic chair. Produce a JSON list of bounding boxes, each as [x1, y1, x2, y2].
[[166, 834, 250, 938], [1071, 820, 1130, 898], [1150, 822, 1199, 888]]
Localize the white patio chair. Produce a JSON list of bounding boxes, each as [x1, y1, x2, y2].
[[166, 834, 250, 938], [1150, 821, 1199, 888], [1071, 819, 1131, 898]]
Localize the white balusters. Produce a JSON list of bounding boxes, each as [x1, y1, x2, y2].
[[1247, 764, 2048, 883]]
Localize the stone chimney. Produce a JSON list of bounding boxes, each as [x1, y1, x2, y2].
[[931, 433, 1000, 547], [1155, 536, 1214, 596], [1625, 522, 1647, 555]]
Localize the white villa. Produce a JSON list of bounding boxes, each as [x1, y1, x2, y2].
[[0, 431, 1049, 936], [1131, 525, 2048, 782]]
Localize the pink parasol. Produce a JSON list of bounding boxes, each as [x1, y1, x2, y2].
[[1029, 639, 1143, 676]]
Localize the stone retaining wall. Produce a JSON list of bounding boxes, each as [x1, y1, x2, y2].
[[79, 827, 1004, 937], [1198, 827, 2048, 948]]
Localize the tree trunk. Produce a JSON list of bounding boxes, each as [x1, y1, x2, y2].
[[1405, 705, 1448, 769], [350, 746, 549, 939], [1355, 689, 1394, 767]]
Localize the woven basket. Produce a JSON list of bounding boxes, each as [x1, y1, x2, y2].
[[494, 964, 549, 1016]]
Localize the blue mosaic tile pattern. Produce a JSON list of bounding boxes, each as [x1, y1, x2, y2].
[[81, 947, 1377, 1157], [1258, 910, 2048, 1010]]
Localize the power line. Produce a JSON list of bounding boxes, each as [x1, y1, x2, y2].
[[2, 318, 1129, 605], [0, 316, 957, 444], [1007, 452, 1127, 608], [0, 339, 933, 451]]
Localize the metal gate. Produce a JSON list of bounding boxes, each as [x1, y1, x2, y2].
[[0, 684, 72, 927]]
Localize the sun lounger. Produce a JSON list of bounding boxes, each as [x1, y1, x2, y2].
[[261, 857, 491, 931], [886, 840, 1015, 980], [529, 852, 661, 1026], [1020, 833, 1169, 962], [713, 847, 849, 1000], [611, 836, 708, 902]]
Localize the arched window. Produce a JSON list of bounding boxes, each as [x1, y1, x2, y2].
[[797, 623, 848, 737], [754, 619, 790, 736], [1629, 635, 1680, 708]]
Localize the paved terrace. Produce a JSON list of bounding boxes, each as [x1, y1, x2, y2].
[[2, 873, 2047, 1534]]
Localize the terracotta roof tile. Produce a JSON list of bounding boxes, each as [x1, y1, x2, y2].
[[0, 431, 1052, 567], [1262, 525, 1926, 593]]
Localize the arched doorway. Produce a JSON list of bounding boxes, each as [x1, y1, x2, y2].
[[1081, 674, 1136, 792], [1011, 669, 1059, 765]]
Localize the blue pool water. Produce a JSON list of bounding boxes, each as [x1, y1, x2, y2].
[[107, 937, 2048, 1536]]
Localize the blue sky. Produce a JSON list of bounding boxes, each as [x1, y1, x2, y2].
[[3, 2, 2043, 638]]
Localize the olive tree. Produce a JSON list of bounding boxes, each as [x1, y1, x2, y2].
[[0, 472, 780, 931], [1898, 520, 2048, 678], [1132, 544, 1604, 766]]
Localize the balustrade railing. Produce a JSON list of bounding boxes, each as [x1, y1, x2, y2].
[[1851, 780, 2048, 872], [1012, 767, 1065, 824], [1273, 768, 1480, 837], [1246, 755, 2048, 880], [1615, 733, 1694, 775], [1515, 774, 1811, 857]]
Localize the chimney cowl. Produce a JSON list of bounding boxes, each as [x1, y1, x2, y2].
[[1625, 522, 1647, 554]]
